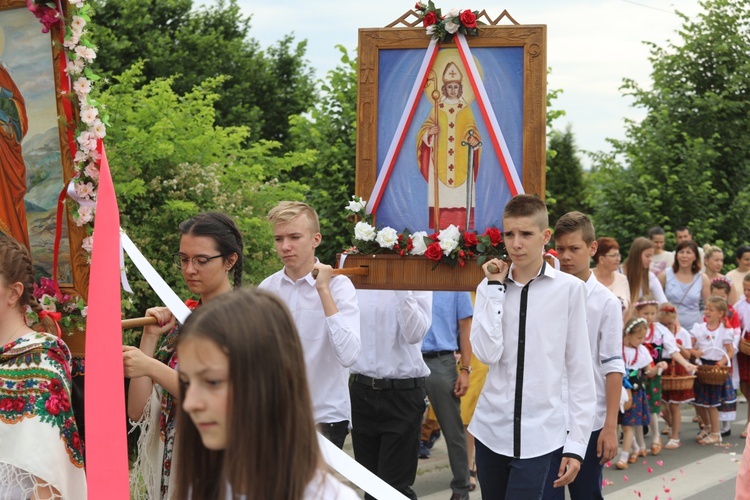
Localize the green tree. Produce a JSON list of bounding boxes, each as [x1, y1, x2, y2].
[[546, 125, 587, 224], [587, 0, 750, 254], [100, 64, 315, 323], [90, 0, 316, 144], [286, 46, 358, 264]]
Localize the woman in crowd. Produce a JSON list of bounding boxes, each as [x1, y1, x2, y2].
[[0, 234, 87, 498], [658, 240, 710, 332], [173, 288, 359, 499], [624, 237, 667, 317], [124, 212, 243, 499], [704, 244, 736, 304], [727, 245, 750, 301], [592, 236, 632, 319]]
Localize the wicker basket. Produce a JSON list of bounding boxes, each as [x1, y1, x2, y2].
[[696, 349, 731, 385], [739, 337, 750, 356], [661, 374, 696, 391]]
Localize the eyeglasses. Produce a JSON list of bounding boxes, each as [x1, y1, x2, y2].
[[605, 252, 621, 259], [173, 253, 225, 270]]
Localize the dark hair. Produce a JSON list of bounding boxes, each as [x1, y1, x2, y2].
[[593, 237, 619, 266], [648, 226, 666, 238], [710, 278, 731, 294], [553, 211, 595, 245], [0, 233, 54, 333], [503, 194, 548, 231], [675, 226, 691, 235], [624, 237, 654, 307], [179, 212, 244, 288], [735, 245, 750, 261], [672, 240, 701, 274], [174, 288, 320, 500]]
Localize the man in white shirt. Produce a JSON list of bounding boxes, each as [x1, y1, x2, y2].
[[350, 290, 432, 500], [649, 226, 674, 275], [543, 211, 625, 500], [259, 201, 360, 448], [469, 195, 595, 499]]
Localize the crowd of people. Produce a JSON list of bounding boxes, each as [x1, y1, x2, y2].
[[1, 196, 750, 499]]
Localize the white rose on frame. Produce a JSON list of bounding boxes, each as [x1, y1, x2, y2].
[[410, 231, 429, 255], [354, 221, 376, 241], [376, 227, 399, 249]]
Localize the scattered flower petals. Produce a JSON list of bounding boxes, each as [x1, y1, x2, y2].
[[656, 460, 664, 466], [623, 475, 629, 482], [647, 466, 654, 473]]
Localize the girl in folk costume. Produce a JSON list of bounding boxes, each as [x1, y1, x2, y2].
[[617, 317, 667, 470], [708, 278, 742, 436], [632, 296, 688, 455], [657, 303, 698, 450], [173, 289, 359, 500], [690, 296, 737, 445], [124, 212, 244, 499], [417, 60, 481, 231], [0, 234, 87, 498], [733, 273, 750, 439]]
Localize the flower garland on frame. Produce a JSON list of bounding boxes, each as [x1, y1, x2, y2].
[[25, 0, 105, 334], [414, 1, 482, 43], [345, 196, 506, 269]]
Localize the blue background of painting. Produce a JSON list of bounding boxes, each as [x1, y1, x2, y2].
[[375, 46, 524, 233]]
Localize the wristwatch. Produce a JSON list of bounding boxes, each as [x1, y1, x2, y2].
[[459, 365, 472, 374]]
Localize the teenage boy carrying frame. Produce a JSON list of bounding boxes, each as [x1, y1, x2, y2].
[[469, 195, 595, 499]]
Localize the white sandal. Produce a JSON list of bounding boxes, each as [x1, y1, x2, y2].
[[663, 438, 681, 449]]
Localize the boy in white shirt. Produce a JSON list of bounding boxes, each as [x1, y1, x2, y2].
[[543, 211, 624, 499], [259, 201, 361, 448], [469, 195, 595, 499]]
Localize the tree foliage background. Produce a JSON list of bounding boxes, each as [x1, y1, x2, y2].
[[587, 0, 750, 260]]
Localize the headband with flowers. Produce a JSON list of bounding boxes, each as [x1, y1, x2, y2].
[[625, 317, 648, 335], [711, 276, 732, 287], [633, 299, 659, 309]]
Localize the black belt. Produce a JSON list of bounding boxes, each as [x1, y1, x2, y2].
[[422, 350, 455, 359], [353, 374, 425, 390]]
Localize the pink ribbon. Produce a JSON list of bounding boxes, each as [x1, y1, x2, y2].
[[84, 141, 129, 498]]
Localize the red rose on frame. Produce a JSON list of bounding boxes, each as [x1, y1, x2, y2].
[[484, 227, 503, 245], [459, 10, 477, 29], [463, 232, 479, 247], [424, 242, 443, 261], [423, 11, 438, 27]]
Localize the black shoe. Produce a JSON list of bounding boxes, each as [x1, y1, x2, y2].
[[721, 428, 732, 437], [419, 441, 431, 459], [426, 429, 441, 449]]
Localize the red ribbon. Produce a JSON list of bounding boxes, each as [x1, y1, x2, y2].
[[84, 141, 129, 498], [39, 310, 63, 338]]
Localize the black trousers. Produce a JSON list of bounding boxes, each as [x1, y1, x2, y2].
[[317, 420, 349, 449], [350, 381, 426, 500]]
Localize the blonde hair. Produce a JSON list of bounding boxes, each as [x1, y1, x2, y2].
[[267, 201, 320, 234], [657, 302, 677, 323], [705, 295, 728, 317]]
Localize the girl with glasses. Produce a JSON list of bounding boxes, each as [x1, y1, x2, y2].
[[124, 212, 244, 499]]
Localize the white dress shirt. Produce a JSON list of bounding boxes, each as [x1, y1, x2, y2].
[[259, 270, 360, 424], [735, 298, 750, 334], [350, 290, 432, 379], [584, 272, 626, 430], [468, 261, 595, 461]]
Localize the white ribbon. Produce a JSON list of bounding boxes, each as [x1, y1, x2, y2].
[[119, 236, 133, 294], [366, 38, 440, 215], [119, 228, 191, 324]]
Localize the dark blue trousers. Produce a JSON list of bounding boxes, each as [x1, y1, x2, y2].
[[542, 428, 603, 500], [475, 438, 553, 500]]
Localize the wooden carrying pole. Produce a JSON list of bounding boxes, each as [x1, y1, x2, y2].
[[121, 267, 370, 328]]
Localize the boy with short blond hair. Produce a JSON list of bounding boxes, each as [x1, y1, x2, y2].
[[469, 195, 595, 499]]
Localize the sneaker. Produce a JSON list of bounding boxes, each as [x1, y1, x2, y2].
[[427, 430, 441, 449], [419, 441, 431, 459]]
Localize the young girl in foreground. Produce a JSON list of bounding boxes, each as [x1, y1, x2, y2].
[[690, 296, 736, 445], [173, 288, 359, 499], [657, 303, 697, 449], [617, 317, 667, 469]]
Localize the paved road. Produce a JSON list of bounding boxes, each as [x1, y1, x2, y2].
[[340, 402, 746, 499]]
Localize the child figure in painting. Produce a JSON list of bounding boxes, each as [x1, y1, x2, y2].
[[173, 288, 359, 500], [657, 303, 697, 450], [709, 278, 742, 436], [617, 317, 667, 470], [734, 274, 750, 439], [690, 296, 736, 445]]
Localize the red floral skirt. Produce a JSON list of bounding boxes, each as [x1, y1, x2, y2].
[[737, 351, 750, 384]]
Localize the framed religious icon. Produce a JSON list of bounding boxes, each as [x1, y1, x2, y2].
[[0, 0, 89, 295], [348, 8, 546, 290]]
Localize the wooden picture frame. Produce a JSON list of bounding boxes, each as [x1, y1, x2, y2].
[[0, 0, 89, 302], [356, 11, 546, 234]]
